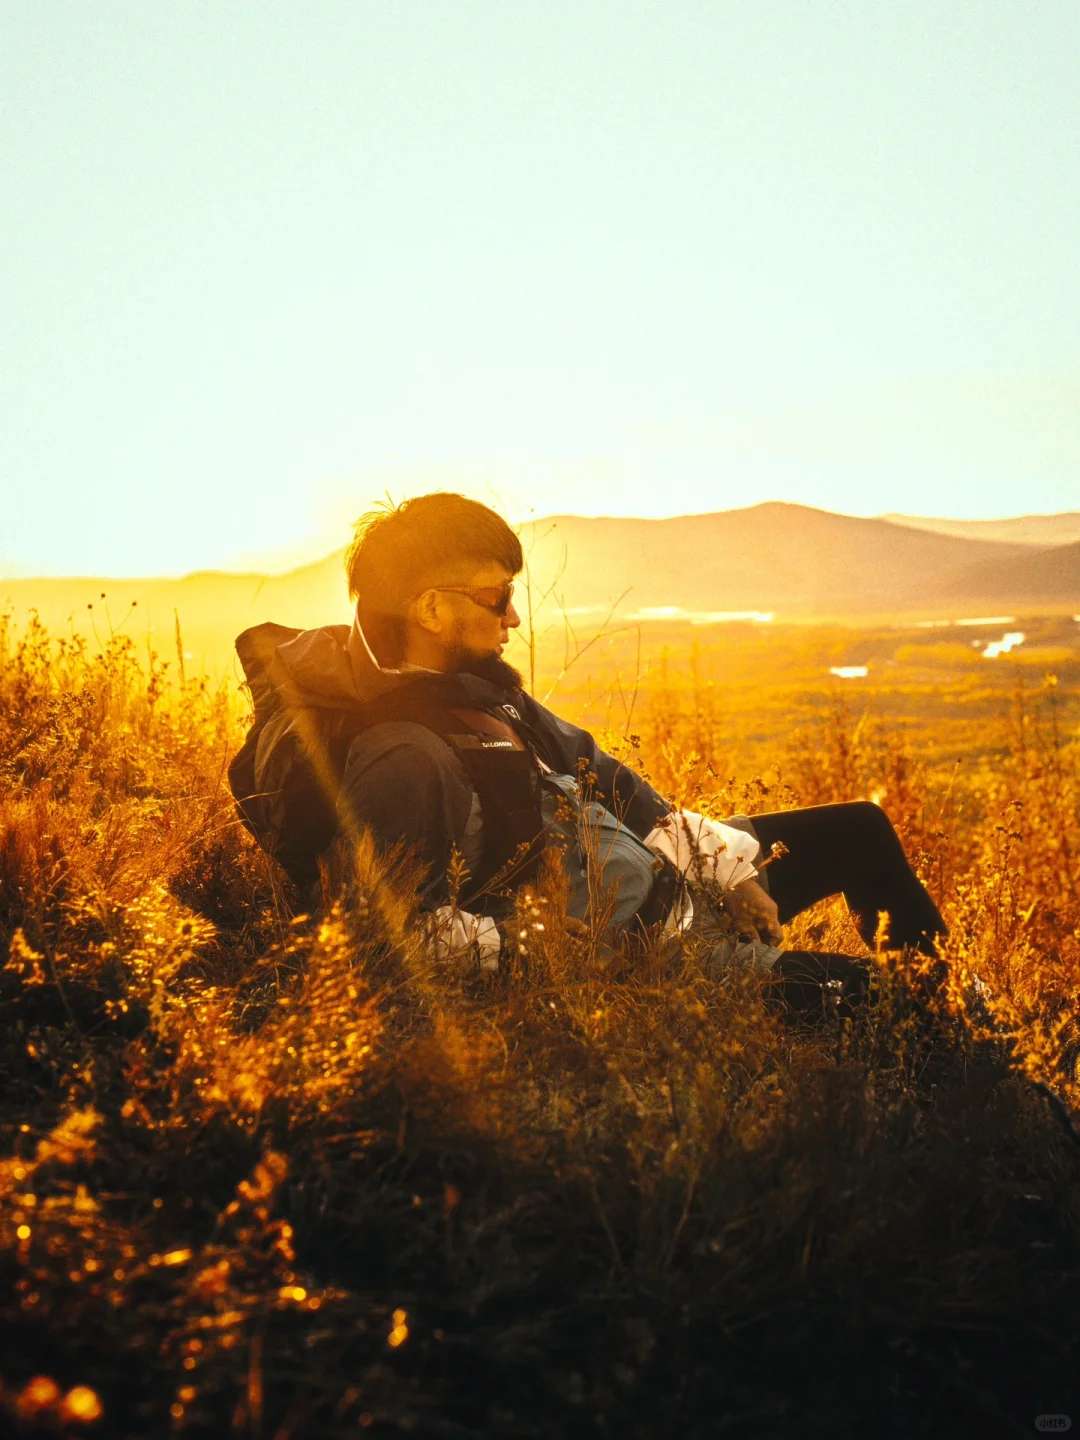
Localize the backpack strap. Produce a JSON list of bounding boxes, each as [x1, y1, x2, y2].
[[353, 691, 547, 905]]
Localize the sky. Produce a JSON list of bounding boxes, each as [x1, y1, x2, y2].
[[2, 2, 1079, 577]]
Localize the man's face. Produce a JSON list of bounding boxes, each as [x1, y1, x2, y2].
[[430, 560, 522, 670]]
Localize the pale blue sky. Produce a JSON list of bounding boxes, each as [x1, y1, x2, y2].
[[3, 2, 1079, 576]]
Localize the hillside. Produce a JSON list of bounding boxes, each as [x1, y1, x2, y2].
[[945, 538, 1080, 604], [2, 611, 1079, 1435]]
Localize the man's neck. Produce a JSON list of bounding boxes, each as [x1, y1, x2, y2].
[[400, 638, 524, 693], [401, 636, 452, 672]]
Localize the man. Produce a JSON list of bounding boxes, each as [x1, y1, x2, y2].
[[229, 494, 947, 1014]]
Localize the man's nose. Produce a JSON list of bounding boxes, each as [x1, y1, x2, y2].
[[505, 601, 522, 629]]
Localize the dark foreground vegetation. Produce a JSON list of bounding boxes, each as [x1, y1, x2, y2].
[[1, 612, 1079, 1437]]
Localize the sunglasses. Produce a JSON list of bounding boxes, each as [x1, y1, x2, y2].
[[429, 582, 515, 617]]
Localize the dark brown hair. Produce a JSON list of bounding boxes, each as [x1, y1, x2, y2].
[[345, 493, 523, 665]]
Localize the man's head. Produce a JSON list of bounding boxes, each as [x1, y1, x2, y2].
[[346, 493, 524, 683]]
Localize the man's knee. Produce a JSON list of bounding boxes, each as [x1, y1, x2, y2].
[[847, 799, 896, 839]]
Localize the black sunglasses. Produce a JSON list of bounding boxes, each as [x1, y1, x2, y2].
[[428, 582, 515, 617]]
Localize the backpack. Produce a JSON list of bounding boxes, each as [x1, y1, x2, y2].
[[228, 624, 361, 891]]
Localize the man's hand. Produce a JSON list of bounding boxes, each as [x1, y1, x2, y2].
[[428, 906, 502, 971], [722, 878, 783, 946]]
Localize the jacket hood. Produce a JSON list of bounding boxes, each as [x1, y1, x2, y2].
[[235, 609, 517, 715]]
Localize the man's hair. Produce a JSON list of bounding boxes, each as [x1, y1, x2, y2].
[[345, 493, 523, 665]]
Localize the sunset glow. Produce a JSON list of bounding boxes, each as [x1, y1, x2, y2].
[[3, 4, 1080, 578]]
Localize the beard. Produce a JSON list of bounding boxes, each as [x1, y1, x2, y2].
[[447, 646, 524, 692]]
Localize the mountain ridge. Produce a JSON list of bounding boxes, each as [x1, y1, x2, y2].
[[3, 503, 1077, 667], [882, 511, 1080, 547], [512, 503, 1049, 614]]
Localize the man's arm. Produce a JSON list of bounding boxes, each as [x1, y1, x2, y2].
[[515, 693, 670, 839], [516, 693, 762, 897], [338, 722, 476, 906]]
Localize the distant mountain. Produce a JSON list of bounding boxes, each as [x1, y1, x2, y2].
[[944, 539, 1080, 604], [3, 503, 1078, 670], [0, 561, 354, 673], [882, 512, 1080, 547], [515, 503, 1041, 615]]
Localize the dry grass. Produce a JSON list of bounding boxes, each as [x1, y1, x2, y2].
[[1, 609, 1079, 1437]]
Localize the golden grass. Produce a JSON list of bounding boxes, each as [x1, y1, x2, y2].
[[1, 608, 1079, 1436]]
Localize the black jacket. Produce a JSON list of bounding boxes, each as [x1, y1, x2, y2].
[[229, 619, 671, 906]]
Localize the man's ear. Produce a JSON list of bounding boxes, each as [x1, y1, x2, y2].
[[412, 589, 444, 636]]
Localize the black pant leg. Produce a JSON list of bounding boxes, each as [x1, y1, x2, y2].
[[750, 801, 946, 956], [766, 950, 871, 1021]]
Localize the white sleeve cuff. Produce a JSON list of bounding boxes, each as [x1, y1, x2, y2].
[[427, 906, 502, 971], [643, 809, 760, 892]]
